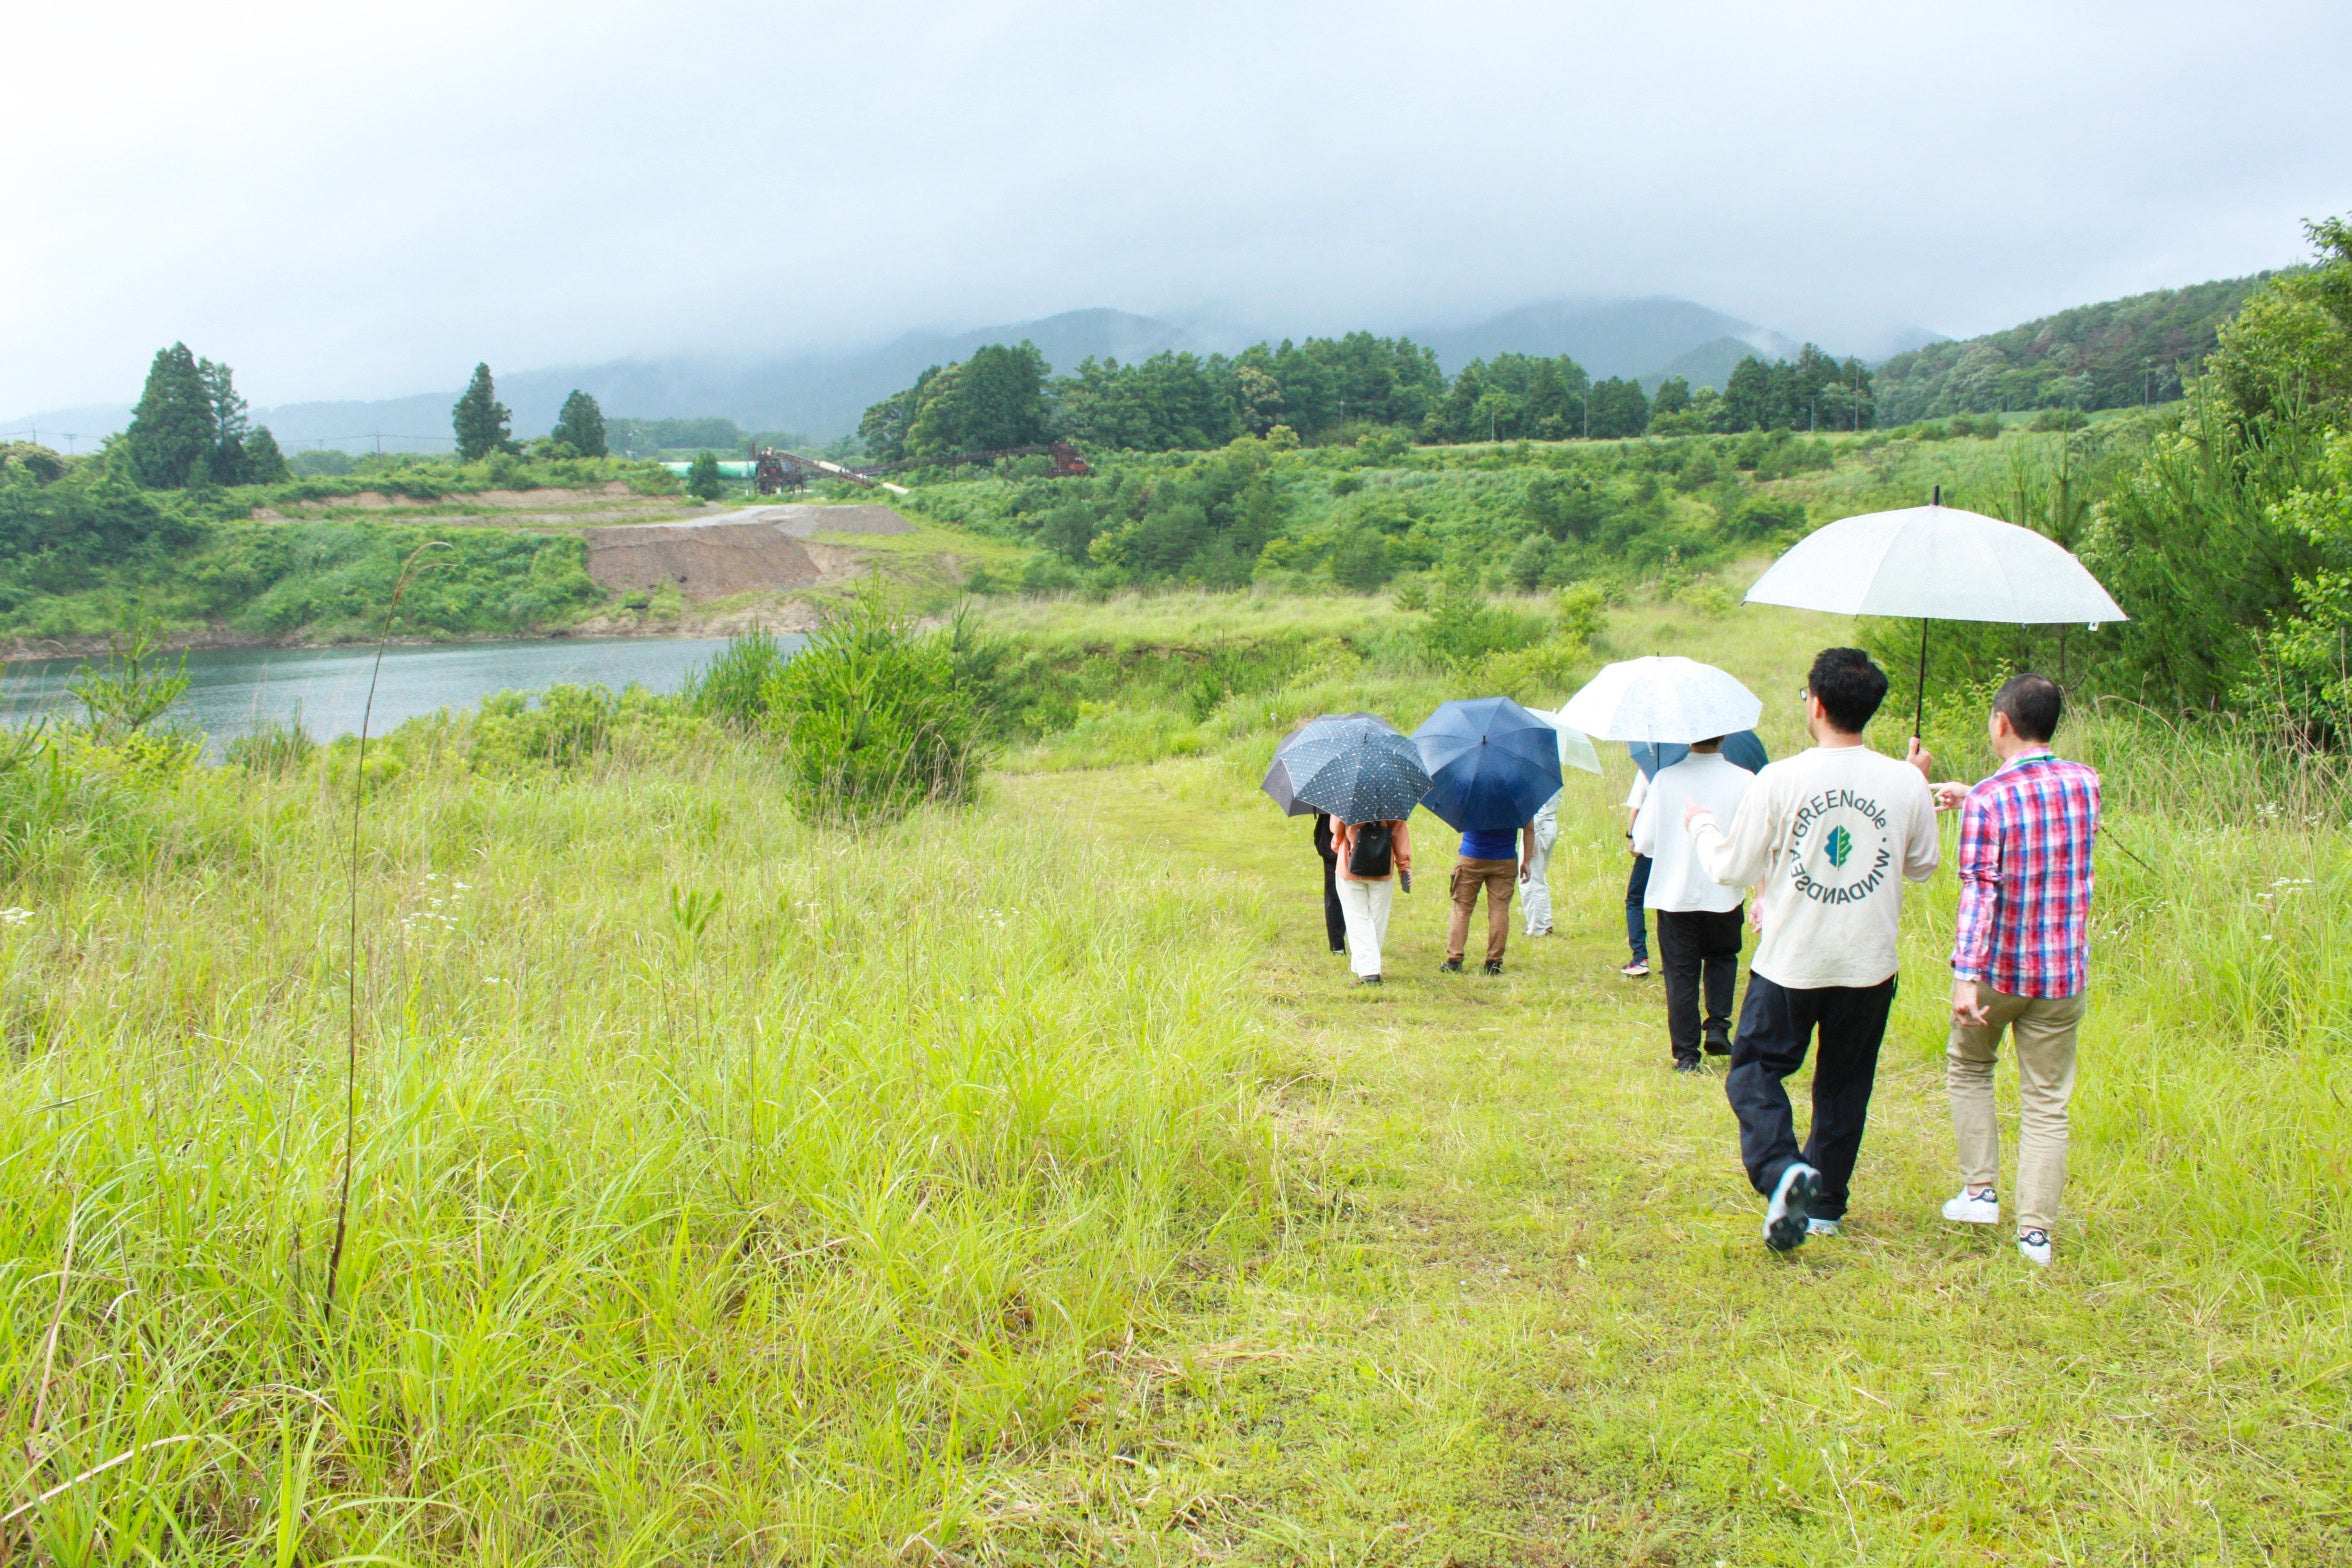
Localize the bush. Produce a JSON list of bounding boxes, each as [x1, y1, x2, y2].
[[223, 711, 317, 775], [2031, 407, 2091, 432], [762, 581, 991, 823], [684, 630, 793, 730]]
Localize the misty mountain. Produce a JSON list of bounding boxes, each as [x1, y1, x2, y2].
[[1413, 296, 1796, 380]]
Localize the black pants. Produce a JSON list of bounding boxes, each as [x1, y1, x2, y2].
[[1723, 971, 1896, 1222], [1657, 906, 1742, 1062], [1314, 817, 1346, 953]]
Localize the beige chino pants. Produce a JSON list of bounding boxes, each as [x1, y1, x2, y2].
[[1947, 988, 2087, 1237]]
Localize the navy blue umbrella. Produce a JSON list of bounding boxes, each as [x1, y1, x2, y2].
[[1629, 729, 1769, 778], [1411, 697, 1564, 832], [1262, 713, 1397, 816], [1283, 715, 1431, 825]]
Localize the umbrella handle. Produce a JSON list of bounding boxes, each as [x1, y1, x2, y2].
[[1913, 619, 1929, 742]]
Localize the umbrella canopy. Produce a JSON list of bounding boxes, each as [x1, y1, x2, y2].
[[1743, 503, 2126, 625], [1543, 714, 1605, 776], [1412, 697, 1565, 832], [1630, 729, 1769, 778], [1260, 712, 1397, 816], [1282, 715, 1432, 825], [1561, 657, 1764, 744]]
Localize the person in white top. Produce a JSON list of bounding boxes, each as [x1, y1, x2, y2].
[[1632, 739, 1756, 1071], [1680, 648, 1939, 1254], [1521, 790, 1561, 937]]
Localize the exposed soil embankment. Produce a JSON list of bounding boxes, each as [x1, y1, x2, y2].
[[583, 505, 916, 602]]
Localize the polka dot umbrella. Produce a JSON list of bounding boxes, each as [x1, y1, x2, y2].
[[1279, 714, 1434, 826]]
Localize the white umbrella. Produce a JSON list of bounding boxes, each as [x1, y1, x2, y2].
[[1540, 713, 1604, 775], [1561, 656, 1763, 744], [1744, 489, 2127, 735]]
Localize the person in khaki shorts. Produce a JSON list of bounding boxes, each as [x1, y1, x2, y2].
[[1931, 674, 2101, 1268], [1440, 819, 1533, 975]]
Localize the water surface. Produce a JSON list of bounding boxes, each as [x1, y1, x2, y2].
[[4, 636, 772, 748]]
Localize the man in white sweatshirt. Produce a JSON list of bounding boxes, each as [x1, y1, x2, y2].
[[1682, 648, 1940, 1253], [1631, 738, 1756, 1072]]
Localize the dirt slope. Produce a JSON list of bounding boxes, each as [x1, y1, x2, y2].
[[582, 505, 916, 601]]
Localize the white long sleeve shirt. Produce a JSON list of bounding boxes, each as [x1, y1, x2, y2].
[[1688, 744, 1940, 989], [1632, 753, 1755, 913]]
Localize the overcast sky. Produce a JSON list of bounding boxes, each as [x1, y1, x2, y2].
[[6, 0, 2348, 415]]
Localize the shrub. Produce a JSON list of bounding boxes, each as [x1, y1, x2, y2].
[[467, 684, 620, 771], [2032, 407, 2091, 432], [686, 452, 724, 501], [763, 580, 991, 823], [684, 630, 794, 730], [223, 711, 317, 775], [1421, 568, 1527, 670]]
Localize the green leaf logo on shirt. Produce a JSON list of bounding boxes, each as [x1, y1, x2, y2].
[[1825, 825, 1852, 868]]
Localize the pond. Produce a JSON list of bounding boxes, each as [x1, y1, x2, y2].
[[2, 635, 789, 749]]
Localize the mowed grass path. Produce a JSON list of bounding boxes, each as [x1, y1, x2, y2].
[[993, 736, 2344, 1562]]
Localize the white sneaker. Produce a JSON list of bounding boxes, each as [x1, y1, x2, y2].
[[1806, 1217, 1842, 1237], [1763, 1163, 1818, 1252], [2017, 1229, 2052, 1266], [1941, 1188, 2000, 1226]]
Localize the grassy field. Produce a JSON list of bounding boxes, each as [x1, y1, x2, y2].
[[1, 585, 2346, 1562]]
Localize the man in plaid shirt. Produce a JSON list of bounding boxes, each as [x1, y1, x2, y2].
[[1929, 673, 2100, 1267]]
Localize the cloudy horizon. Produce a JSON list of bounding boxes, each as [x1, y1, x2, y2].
[[7, 0, 2347, 421]]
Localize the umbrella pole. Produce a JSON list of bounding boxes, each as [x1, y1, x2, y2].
[[1913, 619, 1929, 743]]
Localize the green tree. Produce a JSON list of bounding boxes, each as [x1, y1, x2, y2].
[[199, 357, 250, 483], [686, 451, 724, 500], [243, 426, 290, 484], [1586, 377, 1651, 439], [907, 342, 1051, 456], [552, 389, 608, 457], [124, 343, 214, 489], [452, 363, 515, 462], [1650, 376, 1692, 418]]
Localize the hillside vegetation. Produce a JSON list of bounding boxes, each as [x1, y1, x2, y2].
[[1872, 273, 2273, 420]]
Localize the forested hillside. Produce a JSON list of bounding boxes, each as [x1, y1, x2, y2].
[[1873, 274, 2273, 420]]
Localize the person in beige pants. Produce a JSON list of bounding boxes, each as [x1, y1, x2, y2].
[[1932, 673, 2101, 1267]]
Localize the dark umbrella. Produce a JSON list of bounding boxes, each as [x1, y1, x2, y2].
[[1283, 715, 1432, 825], [1261, 713, 1396, 817], [1629, 729, 1769, 778], [1412, 697, 1564, 832]]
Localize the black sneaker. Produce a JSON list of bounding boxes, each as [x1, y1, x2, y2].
[[1763, 1163, 1819, 1253], [1703, 1032, 1732, 1057], [1356, 974, 1383, 986], [1482, 960, 1503, 976], [1439, 958, 1464, 974], [1673, 1056, 1703, 1074]]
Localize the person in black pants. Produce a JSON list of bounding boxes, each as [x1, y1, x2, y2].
[[1313, 812, 1346, 955], [1724, 975, 1896, 1228], [1657, 908, 1742, 1061]]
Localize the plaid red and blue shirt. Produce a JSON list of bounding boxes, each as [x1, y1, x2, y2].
[[1951, 750, 2101, 998]]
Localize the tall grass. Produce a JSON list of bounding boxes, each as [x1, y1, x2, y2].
[[0, 739, 1273, 1560]]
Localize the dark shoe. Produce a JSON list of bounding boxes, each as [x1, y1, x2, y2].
[[1439, 958, 1464, 974], [1763, 1163, 1819, 1253], [1356, 974, 1383, 986], [1703, 1032, 1732, 1057], [1673, 1056, 1703, 1074], [1330, 947, 1348, 956], [1482, 960, 1504, 976]]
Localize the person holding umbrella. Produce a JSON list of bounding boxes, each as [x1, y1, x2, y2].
[[1929, 673, 2101, 1268], [1679, 648, 1940, 1253], [1412, 698, 1564, 978], [1268, 714, 1435, 986], [1331, 813, 1413, 985], [1632, 735, 1757, 1073]]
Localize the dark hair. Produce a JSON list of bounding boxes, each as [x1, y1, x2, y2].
[[1993, 672, 2063, 743], [1806, 647, 1888, 734]]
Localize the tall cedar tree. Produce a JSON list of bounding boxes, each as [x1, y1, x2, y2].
[[452, 363, 514, 461], [125, 343, 215, 489], [685, 451, 724, 500], [552, 390, 608, 457]]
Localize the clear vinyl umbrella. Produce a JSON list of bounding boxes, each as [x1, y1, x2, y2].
[[1743, 488, 2127, 737]]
